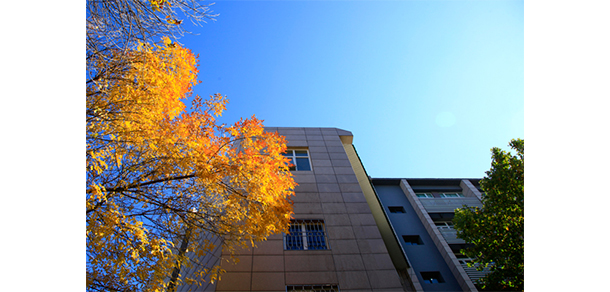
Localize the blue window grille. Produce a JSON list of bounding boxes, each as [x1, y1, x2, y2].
[[284, 220, 328, 250]]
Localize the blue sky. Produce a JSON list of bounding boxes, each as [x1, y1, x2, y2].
[[178, 0, 524, 179]]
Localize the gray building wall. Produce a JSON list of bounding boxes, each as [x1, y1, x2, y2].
[[176, 128, 488, 292], [399, 179, 482, 291], [368, 178, 492, 291], [372, 181, 462, 292], [204, 127, 404, 292]]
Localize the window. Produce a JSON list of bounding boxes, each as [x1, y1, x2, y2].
[[402, 235, 423, 245], [283, 149, 312, 171], [434, 221, 454, 229], [416, 193, 434, 198], [286, 285, 339, 292], [439, 193, 464, 198], [389, 206, 406, 213], [421, 271, 445, 284], [286, 285, 338, 292], [284, 220, 328, 250]]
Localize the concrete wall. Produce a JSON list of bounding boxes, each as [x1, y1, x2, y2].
[[400, 179, 478, 292], [214, 127, 404, 292], [372, 181, 463, 292], [460, 180, 482, 201]]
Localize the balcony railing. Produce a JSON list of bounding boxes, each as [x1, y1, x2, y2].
[[418, 197, 482, 213], [438, 228, 465, 244], [458, 259, 491, 283]]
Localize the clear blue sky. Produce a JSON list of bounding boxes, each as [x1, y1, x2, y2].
[[177, 0, 524, 179]]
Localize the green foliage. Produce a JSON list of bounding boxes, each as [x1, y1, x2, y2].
[[454, 139, 524, 291]]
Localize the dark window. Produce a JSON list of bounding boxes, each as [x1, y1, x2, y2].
[[402, 235, 423, 245], [421, 271, 445, 284], [285, 220, 328, 250], [389, 206, 406, 213]]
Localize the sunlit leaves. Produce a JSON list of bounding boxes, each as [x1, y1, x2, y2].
[[454, 139, 524, 291], [86, 41, 296, 291]]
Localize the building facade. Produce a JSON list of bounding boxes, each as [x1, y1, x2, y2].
[[178, 127, 487, 292], [371, 178, 489, 292]]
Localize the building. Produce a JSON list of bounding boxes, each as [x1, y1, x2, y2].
[[370, 178, 490, 292], [177, 127, 487, 292]]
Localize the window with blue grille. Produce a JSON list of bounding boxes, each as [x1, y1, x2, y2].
[[284, 220, 328, 250]]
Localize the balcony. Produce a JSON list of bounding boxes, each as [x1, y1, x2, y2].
[[418, 197, 482, 213], [458, 259, 491, 283], [438, 228, 465, 244]]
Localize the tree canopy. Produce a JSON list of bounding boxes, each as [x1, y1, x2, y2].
[[87, 0, 217, 57], [454, 139, 524, 291], [86, 38, 296, 292], [86, 0, 217, 98], [86, 1, 296, 291]]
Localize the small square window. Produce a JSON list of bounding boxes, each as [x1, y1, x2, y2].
[[416, 193, 434, 198], [389, 206, 406, 213], [283, 149, 312, 171], [421, 271, 445, 284], [402, 235, 423, 245]]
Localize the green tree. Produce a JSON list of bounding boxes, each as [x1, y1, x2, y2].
[[454, 139, 524, 291]]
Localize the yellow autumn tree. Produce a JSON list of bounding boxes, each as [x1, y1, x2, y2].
[[86, 40, 296, 291]]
